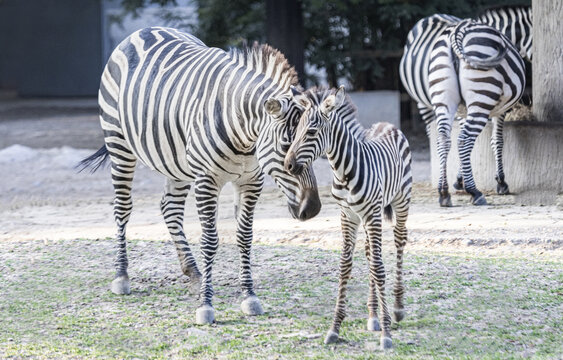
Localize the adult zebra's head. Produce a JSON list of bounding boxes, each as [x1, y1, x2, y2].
[[256, 92, 322, 221], [284, 86, 346, 176]]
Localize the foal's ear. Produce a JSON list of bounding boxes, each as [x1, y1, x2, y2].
[[264, 98, 283, 117], [334, 85, 346, 107], [321, 85, 346, 117]]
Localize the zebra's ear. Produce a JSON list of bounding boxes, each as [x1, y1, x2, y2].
[[335, 85, 346, 107], [320, 95, 337, 117], [264, 98, 282, 117]]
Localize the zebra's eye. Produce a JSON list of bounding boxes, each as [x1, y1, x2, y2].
[[306, 128, 318, 136]]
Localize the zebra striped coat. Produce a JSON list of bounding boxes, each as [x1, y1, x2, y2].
[[400, 7, 530, 206], [80, 27, 321, 325], [285, 87, 412, 350]]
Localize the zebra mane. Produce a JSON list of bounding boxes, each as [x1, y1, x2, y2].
[[303, 87, 367, 140], [229, 42, 299, 91]]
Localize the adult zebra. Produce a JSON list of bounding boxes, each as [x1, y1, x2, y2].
[[79, 27, 321, 325], [285, 87, 412, 350], [399, 5, 531, 206]]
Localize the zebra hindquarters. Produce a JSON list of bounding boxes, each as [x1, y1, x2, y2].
[[428, 34, 461, 207], [160, 179, 202, 293], [233, 172, 265, 316]]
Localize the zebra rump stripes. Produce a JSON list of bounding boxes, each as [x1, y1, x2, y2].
[[80, 27, 321, 325], [285, 87, 412, 350], [400, 7, 529, 206]]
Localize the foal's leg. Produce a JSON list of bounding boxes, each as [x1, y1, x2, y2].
[[365, 208, 393, 350], [160, 179, 201, 292], [193, 176, 221, 325], [365, 228, 380, 332], [233, 173, 265, 316], [391, 199, 410, 323], [324, 209, 360, 344]]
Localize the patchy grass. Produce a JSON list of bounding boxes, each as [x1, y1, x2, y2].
[[1, 239, 562, 359]]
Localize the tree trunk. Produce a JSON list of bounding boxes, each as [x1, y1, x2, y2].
[[265, 0, 304, 79], [532, 0, 563, 122]]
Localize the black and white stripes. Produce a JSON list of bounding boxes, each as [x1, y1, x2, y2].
[[399, 6, 530, 206], [285, 87, 412, 350], [81, 27, 322, 325]]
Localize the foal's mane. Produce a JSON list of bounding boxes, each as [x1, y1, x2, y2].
[[303, 87, 367, 140], [229, 42, 299, 92]]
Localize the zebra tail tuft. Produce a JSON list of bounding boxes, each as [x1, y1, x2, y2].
[[451, 20, 507, 70], [75, 145, 110, 173], [384, 205, 393, 223]]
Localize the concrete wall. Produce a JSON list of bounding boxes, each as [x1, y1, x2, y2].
[[348, 90, 400, 129], [0, 0, 103, 97], [429, 121, 563, 205]]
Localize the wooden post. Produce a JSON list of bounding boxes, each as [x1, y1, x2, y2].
[[532, 0, 563, 122]]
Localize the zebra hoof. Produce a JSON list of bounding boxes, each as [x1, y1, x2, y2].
[[471, 194, 487, 206], [439, 194, 452, 207], [380, 336, 393, 350], [453, 180, 464, 191], [110, 275, 131, 295], [392, 309, 406, 323], [367, 317, 381, 331], [497, 182, 509, 195], [241, 296, 264, 316], [195, 305, 215, 325], [324, 330, 339, 345]]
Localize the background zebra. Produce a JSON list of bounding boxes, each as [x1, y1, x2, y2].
[[79, 27, 321, 325], [399, 5, 531, 206], [285, 87, 412, 350]]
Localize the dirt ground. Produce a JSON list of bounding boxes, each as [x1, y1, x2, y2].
[[0, 100, 561, 255], [1, 100, 562, 358]]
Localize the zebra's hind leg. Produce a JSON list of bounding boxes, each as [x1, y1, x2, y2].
[[491, 115, 509, 195], [233, 175, 265, 316], [458, 114, 488, 205], [365, 230, 380, 332], [325, 209, 360, 345], [109, 160, 137, 295], [194, 176, 221, 325], [160, 179, 201, 294], [435, 117, 454, 207], [391, 200, 410, 323], [365, 208, 392, 350]]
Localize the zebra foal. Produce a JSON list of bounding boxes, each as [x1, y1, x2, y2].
[[285, 87, 412, 350], [79, 27, 321, 325]]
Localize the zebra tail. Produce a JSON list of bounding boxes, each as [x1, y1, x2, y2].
[[451, 20, 507, 70], [384, 205, 393, 223], [75, 145, 110, 173]]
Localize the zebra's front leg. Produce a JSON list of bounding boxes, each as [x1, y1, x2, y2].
[[458, 115, 488, 205], [325, 209, 360, 344], [160, 179, 201, 293], [110, 161, 136, 295], [194, 176, 221, 325], [491, 115, 509, 195], [233, 176, 265, 316], [365, 210, 392, 350]]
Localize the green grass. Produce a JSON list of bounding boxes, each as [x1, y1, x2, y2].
[[1, 239, 562, 359]]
